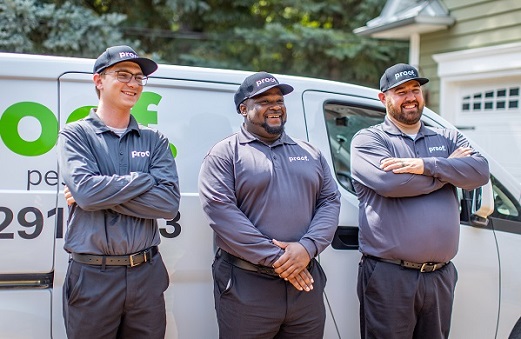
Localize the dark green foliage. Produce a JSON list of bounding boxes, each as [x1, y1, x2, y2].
[[0, 0, 408, 87]]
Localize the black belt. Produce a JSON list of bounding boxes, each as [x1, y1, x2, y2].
[[218, 249, 279, 277], [364, 254, 449, 273], [72, 246, 158, 267]]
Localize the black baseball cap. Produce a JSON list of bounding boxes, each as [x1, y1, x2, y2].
[[234, 71, 294, 113], [93, 45, 158, 76], [380, 63, 429, 92]]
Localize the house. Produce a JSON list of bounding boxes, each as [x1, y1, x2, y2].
[[355, 0, 521, 182]]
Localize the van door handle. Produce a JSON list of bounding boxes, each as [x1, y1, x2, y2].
[[331, 226, 359, 250]]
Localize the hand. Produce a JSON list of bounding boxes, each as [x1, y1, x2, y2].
[[64, 186, 76, 206], [272, 239, 313, 291], [380, 157, 424, 175], [449, 147, 473, 159], [285, 268, 314, 292]]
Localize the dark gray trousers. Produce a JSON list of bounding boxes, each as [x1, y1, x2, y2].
[[358, 256, 458, 339], [63, 252, 169, 339], [212, 254, 327, 339]]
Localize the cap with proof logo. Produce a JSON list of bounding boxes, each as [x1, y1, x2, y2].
[[234, 71, 294, 113], [379, 63, 429, 92], [93, 45, 158, 76]]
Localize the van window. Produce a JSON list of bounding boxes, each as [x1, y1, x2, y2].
[[490, 175, 521, 221], [323, 101, 385, 193]]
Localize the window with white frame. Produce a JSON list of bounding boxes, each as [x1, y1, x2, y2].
[[461, 86, 520, 112]]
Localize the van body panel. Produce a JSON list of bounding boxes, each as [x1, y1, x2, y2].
[[0, 52, 520, 338], [0, 290, 52, 339]]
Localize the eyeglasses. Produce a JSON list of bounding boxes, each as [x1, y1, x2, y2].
[[102, 70, 148, 86]]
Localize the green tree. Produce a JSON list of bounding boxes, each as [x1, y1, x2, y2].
[[93, 0, 407, 87], [0, 0, 408, 87], [0, 0, 133, 57]]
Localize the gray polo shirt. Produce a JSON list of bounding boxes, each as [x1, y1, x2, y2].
[[58, 109, 180, 255], [198, 125, 341, 267], [351, 117, 490, 263]]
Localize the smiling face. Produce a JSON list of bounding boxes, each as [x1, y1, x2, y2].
[[379, 80, 425, 127], [94, 61, 144, 111], [240, 87, 287, 143]]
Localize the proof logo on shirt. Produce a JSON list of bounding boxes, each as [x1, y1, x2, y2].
[[131, 150, 151, 158], [428, 145, 447, 153], [288, 155, 309, 162]]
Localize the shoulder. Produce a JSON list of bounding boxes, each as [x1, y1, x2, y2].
[[290, 138, 322, 155], [135, 124, 172, 144], [136, 123, 161, 136], [59, 118, 92, 137], [352, 123, 387, 142], [204, 132, 240, 157]]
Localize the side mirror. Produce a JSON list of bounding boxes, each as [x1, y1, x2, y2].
[[470, 179, 494, 227]]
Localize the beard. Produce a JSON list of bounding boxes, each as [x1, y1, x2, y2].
[[262, 121, 285, 135], [386, 99, 423, 125]]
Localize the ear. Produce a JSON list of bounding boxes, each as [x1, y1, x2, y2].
[[93, 73, 103, 91], [378, 92, 386, 105], [239, 103, 247, 117]]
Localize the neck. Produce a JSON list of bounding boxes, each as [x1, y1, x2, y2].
[[254, 132, 280, 144], [244, 123, 282, 145], [96, 101, 131, 129]]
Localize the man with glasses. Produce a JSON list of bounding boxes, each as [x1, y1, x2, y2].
[[58, 45, 180, 339]]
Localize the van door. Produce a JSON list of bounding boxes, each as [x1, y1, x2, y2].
[[487, 176, 521, 339], [302, 90, 500, 339], [0, 73, 58, 338]]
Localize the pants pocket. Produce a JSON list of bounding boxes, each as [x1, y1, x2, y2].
[[64, 260, 85, 305], [212, 257, 233, 296]]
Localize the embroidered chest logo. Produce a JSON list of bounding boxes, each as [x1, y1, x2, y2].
[[131, 150, 151, 158], [428, 145, 446, 153], [288, 155, 309, 162]]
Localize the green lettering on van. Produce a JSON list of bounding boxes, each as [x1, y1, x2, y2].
[[132, 92, 177, 158], [65, 93, 178, 157], [67, 106, 95, 123], [0, 93, 177, 157], [0, 102, 58, 156], [132, 92, 160, 126]]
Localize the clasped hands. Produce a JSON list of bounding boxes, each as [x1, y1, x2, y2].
[[272, 239, 314, 292]]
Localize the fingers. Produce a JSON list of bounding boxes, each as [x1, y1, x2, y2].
[[380, 158, 402, 171], [272, 239, 288, 249], [381, 158, 411, 171], [286, 268, 314, 292], [381, 158, 424, 174], [63, 185, 76, 206], [449, 147, 473, 159], [273, 242, 309, 273]]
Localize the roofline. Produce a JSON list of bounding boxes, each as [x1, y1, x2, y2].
[[354, 15, 455, 39]]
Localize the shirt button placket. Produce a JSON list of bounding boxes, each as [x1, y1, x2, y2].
[[119, 142, 127, 174]]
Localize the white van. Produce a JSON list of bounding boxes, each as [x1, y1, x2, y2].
[[0, 52, 520, 339]]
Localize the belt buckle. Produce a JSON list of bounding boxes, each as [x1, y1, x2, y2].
[[420, 263, 436, 273], [129, 251, 144, 267]]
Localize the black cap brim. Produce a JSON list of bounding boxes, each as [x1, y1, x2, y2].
[[250, 83, 294, 98], [385, 77, 429, 92], [129, 58, 158, 76], [101, 57, 157, 76]]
